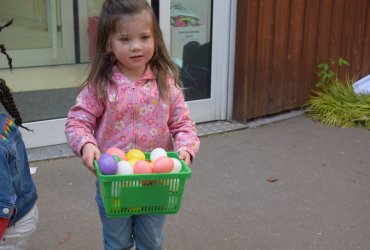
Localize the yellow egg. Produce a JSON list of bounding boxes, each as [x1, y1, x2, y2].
[[126, 149, 145, 161]]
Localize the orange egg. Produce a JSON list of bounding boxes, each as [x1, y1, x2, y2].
[[106, 147, 127, 161], [134, 160, 152, 174], [152, 156, 174, 173]]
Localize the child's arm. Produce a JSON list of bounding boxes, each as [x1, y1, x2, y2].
[[167, 82, 200, 162], [0, 150, 15, 238], [65, 85, 104, 158]]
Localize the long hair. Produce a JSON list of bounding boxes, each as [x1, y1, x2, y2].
[[0, 79, 31, 131], [83, 0, 179, 101]]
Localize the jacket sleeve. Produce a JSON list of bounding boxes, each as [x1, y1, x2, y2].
[[167, 79, 200, 159], [0, 147, 16, 221], [64, 85, 104, 156]]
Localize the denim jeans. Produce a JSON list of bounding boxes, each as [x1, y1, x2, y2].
[[95, 182, 166, 250], [0, 204, 39, 250]]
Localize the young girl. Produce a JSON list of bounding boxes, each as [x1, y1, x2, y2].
[[0, 79, 39, 249], [65, 0, 200, 249]]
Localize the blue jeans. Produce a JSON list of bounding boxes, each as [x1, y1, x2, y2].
[[95, 182, 166, 250]]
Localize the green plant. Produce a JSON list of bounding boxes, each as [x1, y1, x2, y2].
[[316, 57, 350, 89], [304, 58, 370, 129]]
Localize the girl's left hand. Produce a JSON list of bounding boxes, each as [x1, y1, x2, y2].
[[178, 150, 191, 166]]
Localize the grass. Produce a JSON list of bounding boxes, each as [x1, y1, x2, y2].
[[304, 77, 370, 129]]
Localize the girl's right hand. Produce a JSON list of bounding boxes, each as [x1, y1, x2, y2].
[[81, 143, 101, 175]]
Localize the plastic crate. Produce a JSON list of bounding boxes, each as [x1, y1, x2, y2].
[[94, 152, 192, 218]]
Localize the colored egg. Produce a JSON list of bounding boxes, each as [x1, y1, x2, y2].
[[98, 154, 118, 175], [170, 158, 182, 173], [152, 156, 174, 173], [150, 148, 167, 162], [106, 147, 127, 161], [116, 160, 134, 175], [134, 160, 152, 174], [127, 149, 145, 161]]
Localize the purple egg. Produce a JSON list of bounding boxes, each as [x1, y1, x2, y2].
[[98, 154, 118, 175]]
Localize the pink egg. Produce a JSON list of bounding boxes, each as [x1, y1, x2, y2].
[[134, 160, 152, 174], [106, 147, 127, 161], [152, 156, 174, 173]]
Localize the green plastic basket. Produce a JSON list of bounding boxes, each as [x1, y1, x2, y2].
[[94, 152, 192, 218]]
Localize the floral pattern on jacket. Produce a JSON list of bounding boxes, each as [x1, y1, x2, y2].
[[65, 66, 200, 158]]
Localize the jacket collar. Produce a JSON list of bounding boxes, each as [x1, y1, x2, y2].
[[112, 65, 156, 85]]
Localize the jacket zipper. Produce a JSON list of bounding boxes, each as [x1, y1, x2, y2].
[[132, 83, 137, 148]]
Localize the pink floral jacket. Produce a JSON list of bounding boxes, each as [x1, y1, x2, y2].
[[65, 66, 200, 158]]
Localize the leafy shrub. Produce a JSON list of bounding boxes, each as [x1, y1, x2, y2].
[[304, 58, 370, 129]]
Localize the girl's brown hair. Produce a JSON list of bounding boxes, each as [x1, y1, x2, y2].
[[0, 79, 31, 131], [83, 0, 179, 101]]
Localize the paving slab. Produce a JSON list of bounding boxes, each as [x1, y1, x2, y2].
[[28, 115, 370, 250]]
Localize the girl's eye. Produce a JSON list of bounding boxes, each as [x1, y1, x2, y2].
[[120, 37, 129, 42], [141, 35, 150, 40]]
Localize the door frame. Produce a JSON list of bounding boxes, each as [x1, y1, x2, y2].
[[157, 0, 234, 123]]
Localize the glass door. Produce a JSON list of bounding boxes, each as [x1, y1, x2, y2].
[[0, 0, 75, 68], [158, 0, 232, 123]]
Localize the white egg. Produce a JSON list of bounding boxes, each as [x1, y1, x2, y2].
[[116, 161, 134, 175], [150, 148, 167, 162], [170, 158, 182, 173]]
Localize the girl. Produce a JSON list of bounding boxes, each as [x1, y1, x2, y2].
[[0, 79, 39, 249], [65, 0, 200, 249]]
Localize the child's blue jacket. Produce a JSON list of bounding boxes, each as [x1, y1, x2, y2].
[[0, 104, 37, 226]]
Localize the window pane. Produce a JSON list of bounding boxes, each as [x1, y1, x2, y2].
[[170, 0, 212, 101], [0, 0, 62, 51]]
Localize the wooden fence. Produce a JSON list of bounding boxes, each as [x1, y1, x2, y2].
[[232, 0, 370, 122]]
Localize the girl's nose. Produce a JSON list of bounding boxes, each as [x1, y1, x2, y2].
[[130, 40, 141, 51]]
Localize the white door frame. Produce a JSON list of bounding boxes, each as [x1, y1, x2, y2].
[[158, 0, 233, 123]]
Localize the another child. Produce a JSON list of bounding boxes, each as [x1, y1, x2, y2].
[[0, 79, 39, 249], [65, 0, 200, 249]]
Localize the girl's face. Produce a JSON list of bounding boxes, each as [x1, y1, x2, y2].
[[109, 11, 155, 81]]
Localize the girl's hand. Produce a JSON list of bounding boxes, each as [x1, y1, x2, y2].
[[81, 143, 101, 175], [178, 150, 191, 166]]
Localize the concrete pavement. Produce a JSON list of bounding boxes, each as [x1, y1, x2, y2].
[[28, 115, 370, 250]]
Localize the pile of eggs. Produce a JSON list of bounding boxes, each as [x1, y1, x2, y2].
[[97, 147, 182, 175]]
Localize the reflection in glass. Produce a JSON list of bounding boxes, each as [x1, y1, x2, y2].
[[170, 0, 212, 101], [0, 0, 62, 50]]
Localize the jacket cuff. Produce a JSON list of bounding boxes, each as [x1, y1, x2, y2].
[[0, 203, 13, 220]]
